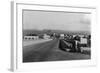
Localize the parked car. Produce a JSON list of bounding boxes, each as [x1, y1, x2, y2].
[[59, 39, 77, 52]]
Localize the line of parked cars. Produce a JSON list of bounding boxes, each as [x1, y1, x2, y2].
[[59, 34, 91, 54]]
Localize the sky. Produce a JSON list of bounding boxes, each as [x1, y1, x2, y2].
[[23, 10, 91, 32]]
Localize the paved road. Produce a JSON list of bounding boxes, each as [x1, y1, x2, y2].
[[23, 39, 90, 62], [23, 39, 52, 46]]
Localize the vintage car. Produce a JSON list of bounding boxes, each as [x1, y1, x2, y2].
[[59, 39, 77, 52]]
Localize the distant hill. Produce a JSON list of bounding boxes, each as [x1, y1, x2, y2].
[[23, 29, 91, 36]]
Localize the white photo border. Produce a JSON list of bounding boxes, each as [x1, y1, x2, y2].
[[12, 1, 97, 71]]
